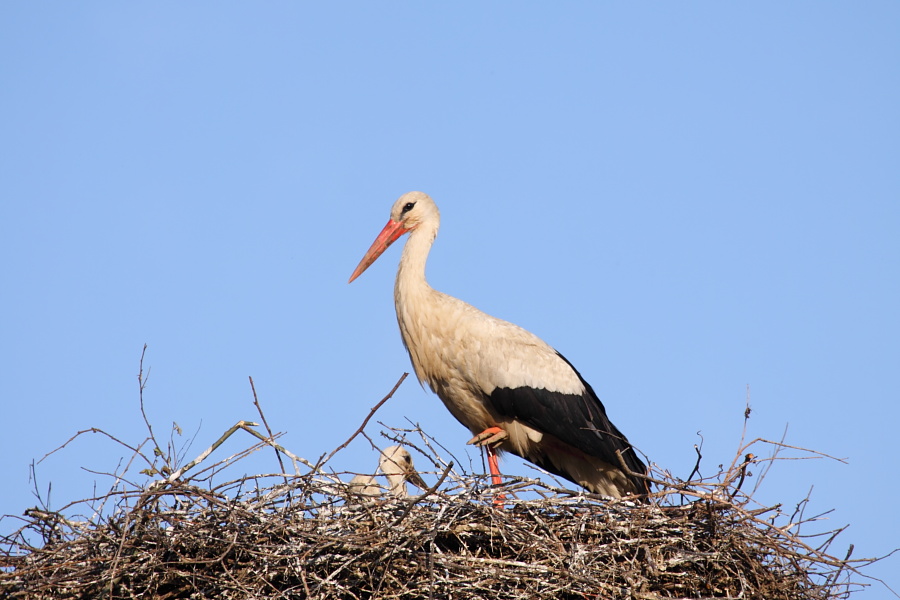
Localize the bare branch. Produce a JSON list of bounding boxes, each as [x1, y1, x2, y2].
[[320, 372, 408, 467]]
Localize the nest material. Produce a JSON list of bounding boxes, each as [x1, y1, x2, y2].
[[0, 366, 877, 600], [1, 429, 869, 600]]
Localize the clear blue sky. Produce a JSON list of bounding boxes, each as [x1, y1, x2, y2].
[[2, 4, 898, 595]]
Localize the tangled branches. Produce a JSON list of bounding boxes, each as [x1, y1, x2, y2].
[[0, 373, 889, 599]]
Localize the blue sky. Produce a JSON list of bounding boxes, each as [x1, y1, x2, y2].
[[2, 4, 898, 594]]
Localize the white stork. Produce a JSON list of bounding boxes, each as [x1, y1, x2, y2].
[[349, 192, 648, 499], [348, 445, 427, 498]]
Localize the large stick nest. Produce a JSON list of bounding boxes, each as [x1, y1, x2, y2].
[[0, 375, 887, 599]]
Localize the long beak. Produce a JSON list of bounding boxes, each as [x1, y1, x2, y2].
[[405, 468, 428, 491], [348, 219, 409, 283]]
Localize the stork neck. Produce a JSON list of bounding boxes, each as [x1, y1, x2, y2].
[[385, 474, 406, 497], [395, 224, 437, 297]]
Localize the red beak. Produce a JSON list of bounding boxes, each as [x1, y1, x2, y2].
[[348, 219, 409, 283]]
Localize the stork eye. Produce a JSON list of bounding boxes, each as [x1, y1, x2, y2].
[[401, 202, 416, 214]]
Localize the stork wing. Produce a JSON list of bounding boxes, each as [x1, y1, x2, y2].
[[488, 351, 647, 487]]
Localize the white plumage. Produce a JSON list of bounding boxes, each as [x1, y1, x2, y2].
[[348, 445, 427, 498], [350, 192, 647, 499]]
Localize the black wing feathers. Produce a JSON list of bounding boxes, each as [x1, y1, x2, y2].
[[488, 351, 647, 492]]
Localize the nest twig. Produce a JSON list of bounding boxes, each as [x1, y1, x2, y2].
[[0, 374, 892, 599]]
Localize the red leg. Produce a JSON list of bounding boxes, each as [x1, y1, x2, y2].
[[466, 427, 509, 507], [486, 444, 503, 486], [485, 445, 506, 506]]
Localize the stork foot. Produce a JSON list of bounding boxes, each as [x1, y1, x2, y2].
[[467, 426, 508, 448]]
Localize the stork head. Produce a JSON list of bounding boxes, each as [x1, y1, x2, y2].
[[379, 445, 428, 496], [348, 191, 439, 283]]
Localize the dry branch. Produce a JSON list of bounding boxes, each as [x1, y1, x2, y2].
[[1, 376, 891, 600]]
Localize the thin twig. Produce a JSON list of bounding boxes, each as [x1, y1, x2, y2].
[[320, 373, 408, 467], [137, 344, 167, 473], [729, 453, 755, 500], [148, 421, 258, 490], [391, 461, 454, 528], [239, 422, 314, 471], [687, 436, 703, 482], [37, 428, 153, 470], [249, 376, 289, 486]]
